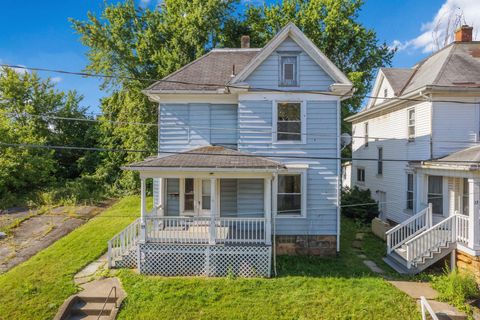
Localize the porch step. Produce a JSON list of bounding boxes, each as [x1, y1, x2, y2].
[[385, 243, 455, 275]]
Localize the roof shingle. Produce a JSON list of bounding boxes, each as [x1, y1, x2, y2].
[[123, 146, 285, 170]]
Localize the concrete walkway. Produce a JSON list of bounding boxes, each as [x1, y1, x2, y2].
[[389, 281, 467, 319]]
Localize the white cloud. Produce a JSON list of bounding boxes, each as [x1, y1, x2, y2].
[[140, 0, 151, 7], [51, 76, 62, 83], [0, 59, 30, 75], [392, 0, 480, 53]]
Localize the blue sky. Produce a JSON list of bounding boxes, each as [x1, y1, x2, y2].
[[0, 0, 478, 112]]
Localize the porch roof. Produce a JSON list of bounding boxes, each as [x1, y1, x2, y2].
[[412, 145, 480, 170], [122, 146, 285, 171]]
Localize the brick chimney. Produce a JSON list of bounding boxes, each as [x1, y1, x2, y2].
[[455, 25, 473, 42], [241, 35, 250, 48]]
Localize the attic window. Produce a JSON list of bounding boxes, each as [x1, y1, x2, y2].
[[384, 88, 388, 98], [280, 56, 298, 86]]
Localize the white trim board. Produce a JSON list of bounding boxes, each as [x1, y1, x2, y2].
[[230, 22, 352, 87]]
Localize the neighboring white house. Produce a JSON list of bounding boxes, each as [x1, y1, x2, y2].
[[341, 162, 351, 189], [107, 23, 353, 277], [347, 25, 480, 274]]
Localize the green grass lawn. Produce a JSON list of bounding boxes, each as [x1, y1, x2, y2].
[[0, 197, 420, 320], [0, 196, 141, 320], [116, 218, 420, 320]]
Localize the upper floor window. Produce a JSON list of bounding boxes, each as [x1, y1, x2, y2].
[[377, 147, 383, 175], [408, 108, 415, 141], [279, 56, 298, 86], [275, 102, 305, 142], [364, 122, 369, 147]]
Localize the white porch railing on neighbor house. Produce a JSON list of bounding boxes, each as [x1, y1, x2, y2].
[[386, 206, 431, 254], [420, 296, 439, 320], [405, 214, 470, 268], [144, 216, 267, 245], [108, 218, 141, 268]]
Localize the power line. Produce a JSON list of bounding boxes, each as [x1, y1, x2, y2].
[[2, 141, 480, 164], [1, 63, 479, 105], [4, 110, 480, 146]]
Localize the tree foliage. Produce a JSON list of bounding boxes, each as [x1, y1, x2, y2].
[[0, 68, 98, 207], [70, 0, 393, 193]]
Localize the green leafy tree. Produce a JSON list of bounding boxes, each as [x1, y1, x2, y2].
[[0, 68, 97, 206], [71, 0, 238, 192], [239, 0, 395, 135]]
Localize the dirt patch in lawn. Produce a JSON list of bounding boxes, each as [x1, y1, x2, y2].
[[0, 201, 114, 273]]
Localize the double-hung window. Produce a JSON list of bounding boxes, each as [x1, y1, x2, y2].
[[406, 173, 414, 210], [428, 175, 443, 215], [279, 55, 298, 86], [408, 108, 415, 141], [463, 178, 469, 215], [357, 168, 365, 183], [276, 102, 303, 142], [277, 173, 305, 217], [364, 122, 369, 147], [377, 147, 383, 175]]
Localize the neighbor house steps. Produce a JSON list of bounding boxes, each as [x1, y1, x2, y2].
[[385, 206, 468, 275]]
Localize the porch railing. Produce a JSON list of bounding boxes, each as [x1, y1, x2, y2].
[[405, 214, 470, 268], [144, 216, 267, 245], [386, 206, 431, 254], [108, 218, 141, 268]]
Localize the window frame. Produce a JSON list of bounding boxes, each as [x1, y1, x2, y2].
[[377, 147, 383, 175], [272, 100, 307, 144], [407, 108, 416, 141], [364, 122, 369, 147], [406, 173, 414, 211], [279, 54, 299, 87], [275, 169, 307, 218], [427, 175, 444, 215], [356, 167, 365, 184]]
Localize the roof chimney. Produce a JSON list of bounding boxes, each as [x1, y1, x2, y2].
[[455, 25, 473, 42], [241, 35, 250, 49]]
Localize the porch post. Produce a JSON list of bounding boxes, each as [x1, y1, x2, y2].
[[140, 177, 146, 243], [468, 178, 480, 249], [209, 178, 217, 245], [264, 177, 272, 245]]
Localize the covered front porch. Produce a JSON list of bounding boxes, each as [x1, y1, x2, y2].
[[108, 146, 284, 277]]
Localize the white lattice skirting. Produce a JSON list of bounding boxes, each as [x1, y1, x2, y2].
[[138, 243, 272, 277]]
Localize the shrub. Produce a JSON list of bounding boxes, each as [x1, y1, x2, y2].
[[432, 267, 479, 308], [341, 186, 379, 223]]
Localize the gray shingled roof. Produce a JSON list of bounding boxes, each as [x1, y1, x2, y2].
[[401, 42, 480, 94], [146, 49, 260, 91], [433, 145, 480, 164], [380, 68, 415, 95], [123, 146, 285, 170]]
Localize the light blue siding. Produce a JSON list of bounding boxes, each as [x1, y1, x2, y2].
[[153, 178, 159, 208], [238, 100, 339, 235], [220, 179, 237, 217], [159, 103, 237, 152], [245, 37, 334, 91], [165, 178, 179, 216], [237, 179, 264, 218]]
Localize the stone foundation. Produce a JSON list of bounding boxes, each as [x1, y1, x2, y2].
[[456, 250, 480, 280], [275, 235, 337, 256]]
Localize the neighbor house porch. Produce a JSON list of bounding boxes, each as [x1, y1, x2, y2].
[[107, 146, 285, 277]]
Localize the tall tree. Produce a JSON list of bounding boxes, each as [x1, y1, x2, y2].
[[239, 0, 395, 134], [0, 68, 96, 206], [71, 0, 238, 192]]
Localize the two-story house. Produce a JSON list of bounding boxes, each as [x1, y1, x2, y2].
[[347, 25, 480, 275], [106, 23, 353, 277]]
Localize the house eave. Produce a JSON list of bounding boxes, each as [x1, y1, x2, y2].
[[121, 166, 281, 173]]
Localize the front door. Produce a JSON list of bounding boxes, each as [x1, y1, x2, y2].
[[181, 178, 212, 217]]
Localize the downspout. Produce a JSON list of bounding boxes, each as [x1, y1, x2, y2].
[[272, 171, 278, 277], [336, 99, 341, 253]]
